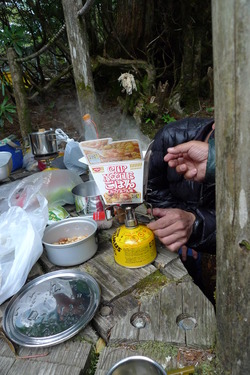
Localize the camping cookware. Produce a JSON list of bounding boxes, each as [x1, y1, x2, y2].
[[71, 180, 104, 216], [3, 269, 101, 347], [42, 217, 98, 266], [0, 151, 13, 181], [29, 129, 58, 157], [107, 356, 167, 375]]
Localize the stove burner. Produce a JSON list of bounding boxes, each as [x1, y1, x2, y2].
[[34, 152, 59, 161]]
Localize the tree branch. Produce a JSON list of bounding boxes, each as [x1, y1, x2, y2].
[[77, 0, 95, 17]]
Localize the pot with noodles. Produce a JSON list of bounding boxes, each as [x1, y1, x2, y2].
[[42, 217, 98, 266]]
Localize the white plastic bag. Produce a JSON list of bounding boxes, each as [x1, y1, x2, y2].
[[0, 195, 48, 305], [8, 169, 83, 208], [0, 169, 83, 304], [63, 139, 88, 175]]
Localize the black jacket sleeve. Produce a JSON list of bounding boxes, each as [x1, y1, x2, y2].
[[147, 118, 216, 254], [185, 207, 216, 254], [205, 138, 215, 183]]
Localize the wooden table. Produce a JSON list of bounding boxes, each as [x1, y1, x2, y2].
[[0, 170, 216, 374]]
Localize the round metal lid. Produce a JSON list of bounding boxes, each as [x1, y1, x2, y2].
[[3, 269, 101, 347]]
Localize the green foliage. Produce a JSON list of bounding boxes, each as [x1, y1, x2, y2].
[[1, 75, 8, 97], [84, 348, 99, 375], [145, 117, 155, 126], [194, 359, 223, 375], [0, 97, 16, 128], [161, 112, 176, 124], [0, 25, 29, 56], [205, 107, 214, 114]]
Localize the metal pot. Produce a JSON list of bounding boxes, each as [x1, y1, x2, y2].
[[72, 180, 104, 216], [42, 217, 98, 266], [29, 129, 58, 157], [107, 356, 167, 375]]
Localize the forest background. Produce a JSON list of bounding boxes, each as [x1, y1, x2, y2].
[[0, 0, 214, 143], [1, 2, 250, 374]]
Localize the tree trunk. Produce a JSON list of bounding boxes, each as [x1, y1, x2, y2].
[[169, 1, 212, 114], [7, 48, 32, 144], [113, 0, 155, 58], [61, 0, 99, 131], [212, 0, 250, 373]]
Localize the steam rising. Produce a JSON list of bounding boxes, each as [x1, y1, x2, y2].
[[99, 106, 150, 151], [54, 93, 150, 151]]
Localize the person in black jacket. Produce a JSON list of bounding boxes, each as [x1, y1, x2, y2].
[[146, 118, 215, 255]]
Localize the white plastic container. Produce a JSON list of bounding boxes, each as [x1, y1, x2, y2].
[[0, 151, 13, 181]]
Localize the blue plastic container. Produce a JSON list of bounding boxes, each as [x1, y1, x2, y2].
[[0, 141, 23, 171]]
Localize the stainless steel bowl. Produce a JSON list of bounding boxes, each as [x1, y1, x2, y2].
[[0, 151, 13, 181], [42, 217, 98, 266], [107, 356, 167, 375]]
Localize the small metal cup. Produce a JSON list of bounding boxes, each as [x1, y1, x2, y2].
[[106, 355, 167, 375], [72, 181, 104, 216]]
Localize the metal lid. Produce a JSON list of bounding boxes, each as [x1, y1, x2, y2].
[[3, 270, 101, 347]]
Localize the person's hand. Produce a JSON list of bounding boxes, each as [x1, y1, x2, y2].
[[147, 207, 196, 252], [164, 141, 209, 182], [179, 245, 198, 261]]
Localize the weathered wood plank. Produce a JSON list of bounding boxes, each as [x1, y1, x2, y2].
[[0, 339, 93, 375], [181, 281, 216, 348], [154, 245, 190, 281], [107, 281, 216, 348], [0, 357, 16, 375], [108, 282, 185, 345], [3, 361, 84, 375], [93, 294, 139, 342], [79, 246, 157, 302]]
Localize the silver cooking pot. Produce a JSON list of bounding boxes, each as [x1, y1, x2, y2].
[[29, 129, 58, 157], [107, 356, 167, 375]]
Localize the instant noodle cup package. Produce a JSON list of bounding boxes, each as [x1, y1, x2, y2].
[[79, 139, 144, 205]]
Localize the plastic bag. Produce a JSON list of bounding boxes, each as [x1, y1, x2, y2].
[[0, 186, 48, 305], [8, 169, 83, 208], [63, 139, 88, 175], [22, 151, 39, 171]]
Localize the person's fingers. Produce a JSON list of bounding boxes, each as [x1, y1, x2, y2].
[[176, 164, 188, 174], [183, 168, 198, 180], [164, 153, 177, 162], [164, 153, 186, 163], [167, 159, 179, 167], [167, 143, 192, 155], [147, 207, 169, 219]]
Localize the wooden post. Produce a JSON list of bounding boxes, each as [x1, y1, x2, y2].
[[212, 0, 250, 373], [7, 47, 32, 143]]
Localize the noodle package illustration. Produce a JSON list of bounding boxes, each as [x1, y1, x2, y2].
[[79, 138, 145, 205]]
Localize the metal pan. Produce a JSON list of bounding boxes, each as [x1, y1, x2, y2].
[[3, 269, 101, 347]]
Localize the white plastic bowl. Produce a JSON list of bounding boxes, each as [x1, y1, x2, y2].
[[42, 217, 98, 266], [0, 151, 12, 181]]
